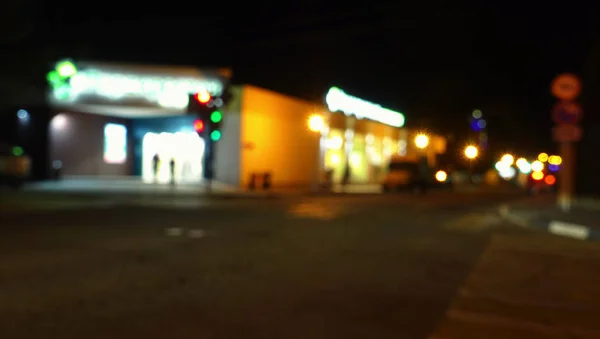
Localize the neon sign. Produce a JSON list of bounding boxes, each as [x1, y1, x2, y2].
[[47, 60, 224, 110], [325, 87, 405, 127]]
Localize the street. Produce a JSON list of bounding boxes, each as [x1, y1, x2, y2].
[[1, 191, 599, 339]]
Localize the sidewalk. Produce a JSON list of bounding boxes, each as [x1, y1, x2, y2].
[[429, 233, 600, 338], [13, 178, 387, 199], [498, 195, 600, 241]]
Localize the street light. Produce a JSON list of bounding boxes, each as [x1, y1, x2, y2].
[[435, 170, 448, 182], [464, 145, 478, 184], [414, 134, 430, 149], [464, 145, 478, 159], [308, 114, 325, 132]]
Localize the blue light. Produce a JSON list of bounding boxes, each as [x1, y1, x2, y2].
[[17, 109, 29, 120], [470, 118, 485, 132], [548, 164, 559, 172]]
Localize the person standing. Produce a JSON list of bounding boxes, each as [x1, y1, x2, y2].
[[152, 153, 160, 182], [169, 158, 176, 185]]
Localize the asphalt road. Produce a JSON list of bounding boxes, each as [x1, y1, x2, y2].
[[1, 192, 599, 339]]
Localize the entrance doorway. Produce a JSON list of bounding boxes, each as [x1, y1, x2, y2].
[[142, 132, 204, 183]]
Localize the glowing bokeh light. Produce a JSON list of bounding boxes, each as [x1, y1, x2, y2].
[[531, 160, 544, 172], [435, 170, 448, 182], [495, 161, 508, 172], [414, 134, 430, 149], [545, 175, 556, 185], [538, 153, 549, 162], [532, 171, 544, 181], [499, 167, 516, 179], [195, 90, 211, 103], [518, 162, 532, 174], [500, 154, 514, 165], [464, 145, 478, 159], [308, 114, 325, 132], [548, 155, 562, 165]]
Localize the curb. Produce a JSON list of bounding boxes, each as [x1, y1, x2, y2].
[[498, 205, 600, 241]]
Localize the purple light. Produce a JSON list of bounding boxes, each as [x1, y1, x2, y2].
[[470, 118, 483, 132], [548, 164, 559, 172]]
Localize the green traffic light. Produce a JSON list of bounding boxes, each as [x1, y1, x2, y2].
[[210, 111, 222, 123], [12, 146, 24, 156], [210, 130, 221, 141]]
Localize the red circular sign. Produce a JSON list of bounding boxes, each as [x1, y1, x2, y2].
[[551, 73, 581, 100]]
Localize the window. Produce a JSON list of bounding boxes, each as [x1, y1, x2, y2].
[[103, 123, 127, 164]]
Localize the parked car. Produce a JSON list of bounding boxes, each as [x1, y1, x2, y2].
[[381, 159, 429, 193]]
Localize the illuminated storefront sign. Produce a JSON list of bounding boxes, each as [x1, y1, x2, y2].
[[47, 60, 224, 110], [103, 123, 127, 164], [325, 87, 405, 127]]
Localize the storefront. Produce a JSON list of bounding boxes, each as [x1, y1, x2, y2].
[[318, 87, 446, 184], [46, 59, 229, 183], [44, 59, 446, 189]]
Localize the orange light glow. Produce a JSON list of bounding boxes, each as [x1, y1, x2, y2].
[[531, 171, 544, 181], [195, 91, 211, 103], [544, 175, 556, 185], [193, 119, 205, 132], [464, 145, 478, 159], [308, 114, 325, 132]]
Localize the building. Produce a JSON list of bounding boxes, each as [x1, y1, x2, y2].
[[40, 59, 446, 188]]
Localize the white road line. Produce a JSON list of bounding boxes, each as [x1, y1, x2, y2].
[[188, 229, 205, 238], [165, 228, 183, 237], [548, 221, 590, 240]]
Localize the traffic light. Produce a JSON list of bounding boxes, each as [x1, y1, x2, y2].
[[193, 119, 205, 133], [188, 91, 214, 115], [195, 91, 211, 104], [187, 90, 225, 142], [209, 110, 223, 141]]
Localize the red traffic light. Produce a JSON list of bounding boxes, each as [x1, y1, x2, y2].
[[194, 91, 211, 104], [193, 119, 205, 132]]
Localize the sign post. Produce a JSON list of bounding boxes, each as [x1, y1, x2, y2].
[[550, 73, 582, 212]]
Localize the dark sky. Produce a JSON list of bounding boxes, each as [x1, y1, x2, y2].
[[2, 1, 599, 157]]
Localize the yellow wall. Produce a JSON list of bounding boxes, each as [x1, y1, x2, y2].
[[240, 85, 322, 188]]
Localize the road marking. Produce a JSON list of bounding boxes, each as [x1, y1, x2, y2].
[[188, 229, 206, 238], [548, 221, 590, 240], [165, 228, 183, 237]]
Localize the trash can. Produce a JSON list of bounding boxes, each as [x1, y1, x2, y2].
[[248, 173, 258, 191], [262, 172, 272, 190]]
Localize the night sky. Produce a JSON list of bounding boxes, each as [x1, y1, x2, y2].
[[2, 1, 599, 160]]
